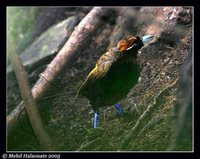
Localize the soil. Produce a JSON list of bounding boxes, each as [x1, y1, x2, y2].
[[7, 7, 192, 151]]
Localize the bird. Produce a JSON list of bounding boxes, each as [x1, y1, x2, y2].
[[77, 34, 154, 128]]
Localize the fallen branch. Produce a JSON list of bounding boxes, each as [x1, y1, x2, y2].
[[8, 42, 54, 150], [7, 7, 113, 133]]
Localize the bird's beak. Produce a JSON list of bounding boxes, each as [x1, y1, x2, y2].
[[142, 35, 154, 43]]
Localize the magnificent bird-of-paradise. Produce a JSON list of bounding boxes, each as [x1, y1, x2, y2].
[[78, 35, 154, 128]]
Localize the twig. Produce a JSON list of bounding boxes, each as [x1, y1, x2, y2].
[[7, 7, 113, 133], [120, 78, 178, 149], [76, 137, 101, 151]]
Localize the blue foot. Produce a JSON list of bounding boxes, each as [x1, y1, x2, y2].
[[115, 103, 124, 114], [94, 112, 98, 128]]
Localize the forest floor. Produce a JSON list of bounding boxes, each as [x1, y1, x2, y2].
[[7, 7, 192, 151]]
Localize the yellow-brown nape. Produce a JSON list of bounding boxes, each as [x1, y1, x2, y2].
[[117, 35, 137, 52]]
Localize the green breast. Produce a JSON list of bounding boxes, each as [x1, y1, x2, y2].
[[86, 60, 140, 110]]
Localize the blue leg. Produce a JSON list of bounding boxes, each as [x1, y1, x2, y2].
[[94, 112, 98, 128], [115, 103, 124, 114]]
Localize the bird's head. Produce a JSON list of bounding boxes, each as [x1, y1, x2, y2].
[[117, 35, 154, 52]]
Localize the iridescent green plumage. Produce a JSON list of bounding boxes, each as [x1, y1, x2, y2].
[[78, 36, 144, 111]]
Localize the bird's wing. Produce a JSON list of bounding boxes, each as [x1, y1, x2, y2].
[[77, 50, 117, 96]]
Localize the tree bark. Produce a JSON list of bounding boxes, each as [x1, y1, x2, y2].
[[8, 43, 54, 150], [7, 7, 113, 134]]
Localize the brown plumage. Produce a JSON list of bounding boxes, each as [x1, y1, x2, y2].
[[77, 35, 144, 111], [117, 35, 137, 51]]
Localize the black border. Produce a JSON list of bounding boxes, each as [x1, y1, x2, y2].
[[1, 1, 6, 154], [3, 0, 198, 7], [2, 0, 199, 159]]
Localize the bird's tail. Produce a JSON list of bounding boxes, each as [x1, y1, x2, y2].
[[76, 81, 87, 98]]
